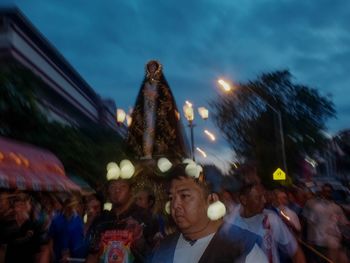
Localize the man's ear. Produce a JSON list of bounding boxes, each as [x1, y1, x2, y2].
[[239, 195, 247, 206], [207, 193, 220, 204]]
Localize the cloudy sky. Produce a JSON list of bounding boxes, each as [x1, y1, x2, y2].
[[3, 0, 350, 171]]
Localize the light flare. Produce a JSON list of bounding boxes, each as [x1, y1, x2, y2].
[[196, 147, 207, 158], [185, 100, 192, 107], [280, 210, 290, 221], [204, 130, 216, 141], [218, 79, 232, 91]]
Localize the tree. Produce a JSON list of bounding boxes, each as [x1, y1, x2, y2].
[[210, 70, 336, 184], [0, 65, 129, 187], [334, 130, 350, 179]]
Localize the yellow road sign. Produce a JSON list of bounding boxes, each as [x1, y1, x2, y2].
[[273, 168, 286, 180]]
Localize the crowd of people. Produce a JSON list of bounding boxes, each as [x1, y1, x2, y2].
[[0, 163, 349, 263]]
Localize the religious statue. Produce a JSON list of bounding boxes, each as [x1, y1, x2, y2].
[[127, 60, 188, 160]]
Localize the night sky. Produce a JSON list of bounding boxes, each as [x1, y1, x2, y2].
[[2, 0, 350, 171]]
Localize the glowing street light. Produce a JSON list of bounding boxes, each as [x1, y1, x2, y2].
[[217, 79, 232, 92], [183, 102, 194, 122], [204, 130, 216, 141], [198, 107, 209, 120], [196, 147, 207, 158], [183, 101, 211, 160], [217, 77, 288, 174], [116, 108, 126, 124], [183, 102, 195, 160], [126, 114, 132, 127]]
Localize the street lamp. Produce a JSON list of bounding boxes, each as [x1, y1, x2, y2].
[[217, 79, 288, 174], [116, 108, 126, 124], [183, 102, 196, 160], [126, 114, 132, 127], [198, 107, 209, 120]]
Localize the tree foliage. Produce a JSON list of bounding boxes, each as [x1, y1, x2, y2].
[[210, 70, 336, 183], [0, 65, 128, 187]]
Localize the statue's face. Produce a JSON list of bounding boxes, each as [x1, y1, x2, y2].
[[148, 62, 158, 74]]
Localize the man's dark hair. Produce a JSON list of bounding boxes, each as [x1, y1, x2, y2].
[[239, 182, 258, 197], [167, 163, 211, 196]]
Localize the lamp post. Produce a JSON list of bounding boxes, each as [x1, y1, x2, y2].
[[217, 79, 288, 174], [183, 102, 211, 161], [183, 102, 196, 161], [116, 108, 126, 125]]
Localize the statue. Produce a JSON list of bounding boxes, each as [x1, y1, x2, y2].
[[127, 60, 188, 160]]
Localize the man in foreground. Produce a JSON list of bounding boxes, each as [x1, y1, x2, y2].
[[151, 163, 252, 263]]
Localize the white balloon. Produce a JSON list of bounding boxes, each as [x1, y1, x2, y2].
[[83, 213, 88, 224], [182, 158, 195, 165], [185, 163, 201, 178], [106, 162, 118, 172], [120, 159, 135, 179], [207, 201, 226, 220], [165, 201, 171, 215], [106, 166, 120, 181], [103, 202, 112, 211], [157, 158, 173, 173]]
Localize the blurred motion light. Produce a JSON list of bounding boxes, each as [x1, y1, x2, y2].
[[204, 130, 216, 141], [218, 79, 232, 92], [196, 147, 207, 158], [198, 107, 209, 120]]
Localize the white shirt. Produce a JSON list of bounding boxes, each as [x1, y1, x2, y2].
[[226, 205, 297, 263], [278, 206, 301, 232], [173, 233, 215, 263], [303, 198, 347, 248]]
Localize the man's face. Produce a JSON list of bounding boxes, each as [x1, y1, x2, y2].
[[108, 180, 132, 206], [14, 199, 31, 216], [135, 191, 150, 209], [243, 184, 266, 216], [169, 177, 209, 234], [277, 191, 289, 207], [0, 193, 10, 215], [87, 199, 101, 218]]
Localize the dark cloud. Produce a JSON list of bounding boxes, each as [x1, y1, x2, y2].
[[2, 0, 349, 168]]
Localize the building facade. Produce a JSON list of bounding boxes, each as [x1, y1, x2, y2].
[[0, 7, 125, 134]]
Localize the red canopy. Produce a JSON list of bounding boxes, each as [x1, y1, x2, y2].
[[0, 137, 80, 192]]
